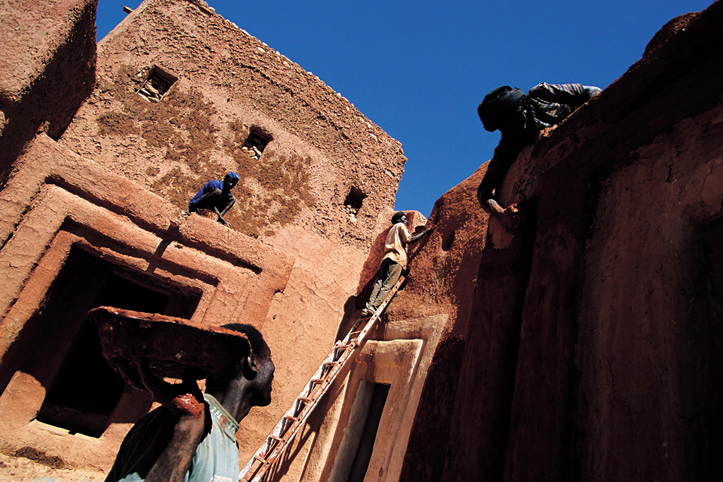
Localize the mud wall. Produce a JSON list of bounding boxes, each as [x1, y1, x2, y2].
[[54, 6, 411, 460], [0, 0, 407, 476], [0, 0, 97, 185], [394, 2, 723, 481], [2, 0, 722, 480], [0, 134, 293, 471], [59, 0, 404, 246]]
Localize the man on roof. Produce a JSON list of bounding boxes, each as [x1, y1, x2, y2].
[[188, 172, 240, 226], [477, 82, 601, 215]]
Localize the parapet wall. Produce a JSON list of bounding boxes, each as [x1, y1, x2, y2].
[[60, 0, 405, 245], [392, 2, 723, 481]]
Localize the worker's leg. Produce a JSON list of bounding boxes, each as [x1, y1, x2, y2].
[[365, 259, 402, 312], [189, 188, 223, 212], [364, 276, 384, 313]]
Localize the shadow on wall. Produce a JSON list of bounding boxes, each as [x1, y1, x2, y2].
[[0, 248, 200, 438], [0, 2, 96, 186]]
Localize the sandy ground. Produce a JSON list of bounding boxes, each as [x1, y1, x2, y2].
[[0, 451, 104, 482]]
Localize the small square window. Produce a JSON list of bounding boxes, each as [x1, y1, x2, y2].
[[344, 187, 366, 223], [137, 68, 177, 103], [242, 128, 272, 159]]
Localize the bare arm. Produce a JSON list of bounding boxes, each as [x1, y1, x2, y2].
[[137, 365, 207, 482], [144, 414, 205, 482], [216, 195, 235, 226], [410, 228, 434, 243]]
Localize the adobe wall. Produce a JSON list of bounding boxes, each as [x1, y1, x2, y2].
[[59, 0, 404, 246], [56, 5, 409, 460], [2, 0, 721, 480], [393, 2, 723, 481], [0, 0, 407, 478], [0, 0, 97, 185]]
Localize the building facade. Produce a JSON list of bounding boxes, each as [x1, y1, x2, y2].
[[1, 0, 722, 481]]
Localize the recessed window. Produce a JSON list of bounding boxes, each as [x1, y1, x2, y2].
[[242, 128, 272, 159], [344, 187, 366, 223], [347, 383, 390, 482], [442, 230, 455, 251], [137, 67, 177, 103], [9, 249, 201, 438]]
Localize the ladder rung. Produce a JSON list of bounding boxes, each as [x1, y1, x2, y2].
[[239, 275, 406, 482]]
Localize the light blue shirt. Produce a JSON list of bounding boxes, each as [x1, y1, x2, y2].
[[115, 394, 240, 482], [186, 394, 240, 482]]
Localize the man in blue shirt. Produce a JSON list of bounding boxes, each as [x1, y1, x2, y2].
[[188, 172, 240, 226], [476, 82, 601, 215], [105, 324, 275, 482]]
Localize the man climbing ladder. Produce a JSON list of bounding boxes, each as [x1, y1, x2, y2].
[[362, 212, 433, 316], [240, 213, 433, 482]]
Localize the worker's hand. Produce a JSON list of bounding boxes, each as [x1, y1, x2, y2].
[[504, 204, 519, 214], [135, 360, 205, 418]]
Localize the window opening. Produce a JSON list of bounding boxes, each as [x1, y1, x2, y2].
[[344, 187, 366, 224], [137, 67, 176, 103], [242, 128, 272, 159], [36, 272, 171, 437], [347, 383, 390, 482], [698, 219, 723, 460], [2, 248, 200, 438], [442, 230, 455, 251]]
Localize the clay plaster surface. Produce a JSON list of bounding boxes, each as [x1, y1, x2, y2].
[[3, 0, 723, 480], [59, 0, 405, 248], [258, 315, 446, 482], [0, 0, 95, 105], [576, 104, 723, 481], [0, 134, 293, 473], [397, 3, 723, 481], [0, 0, 409, 479]]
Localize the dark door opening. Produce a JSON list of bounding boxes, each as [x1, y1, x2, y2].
[[36, 270, 172, 436], [698, 219, 723, 477], [4, 247, 200, 437], [347, 383, 390, 482]]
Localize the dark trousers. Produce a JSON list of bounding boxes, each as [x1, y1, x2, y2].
[[189, 188, 229, 213], [366, 258, 403, 312]]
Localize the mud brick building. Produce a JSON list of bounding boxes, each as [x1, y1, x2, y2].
[[1, 0, 722, 481], [0, 0, 417, 477]]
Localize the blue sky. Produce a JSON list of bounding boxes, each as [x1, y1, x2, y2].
[[97, 0, 714, 216]]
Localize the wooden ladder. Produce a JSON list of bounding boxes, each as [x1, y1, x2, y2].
[[239, 276, 406, 482]]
